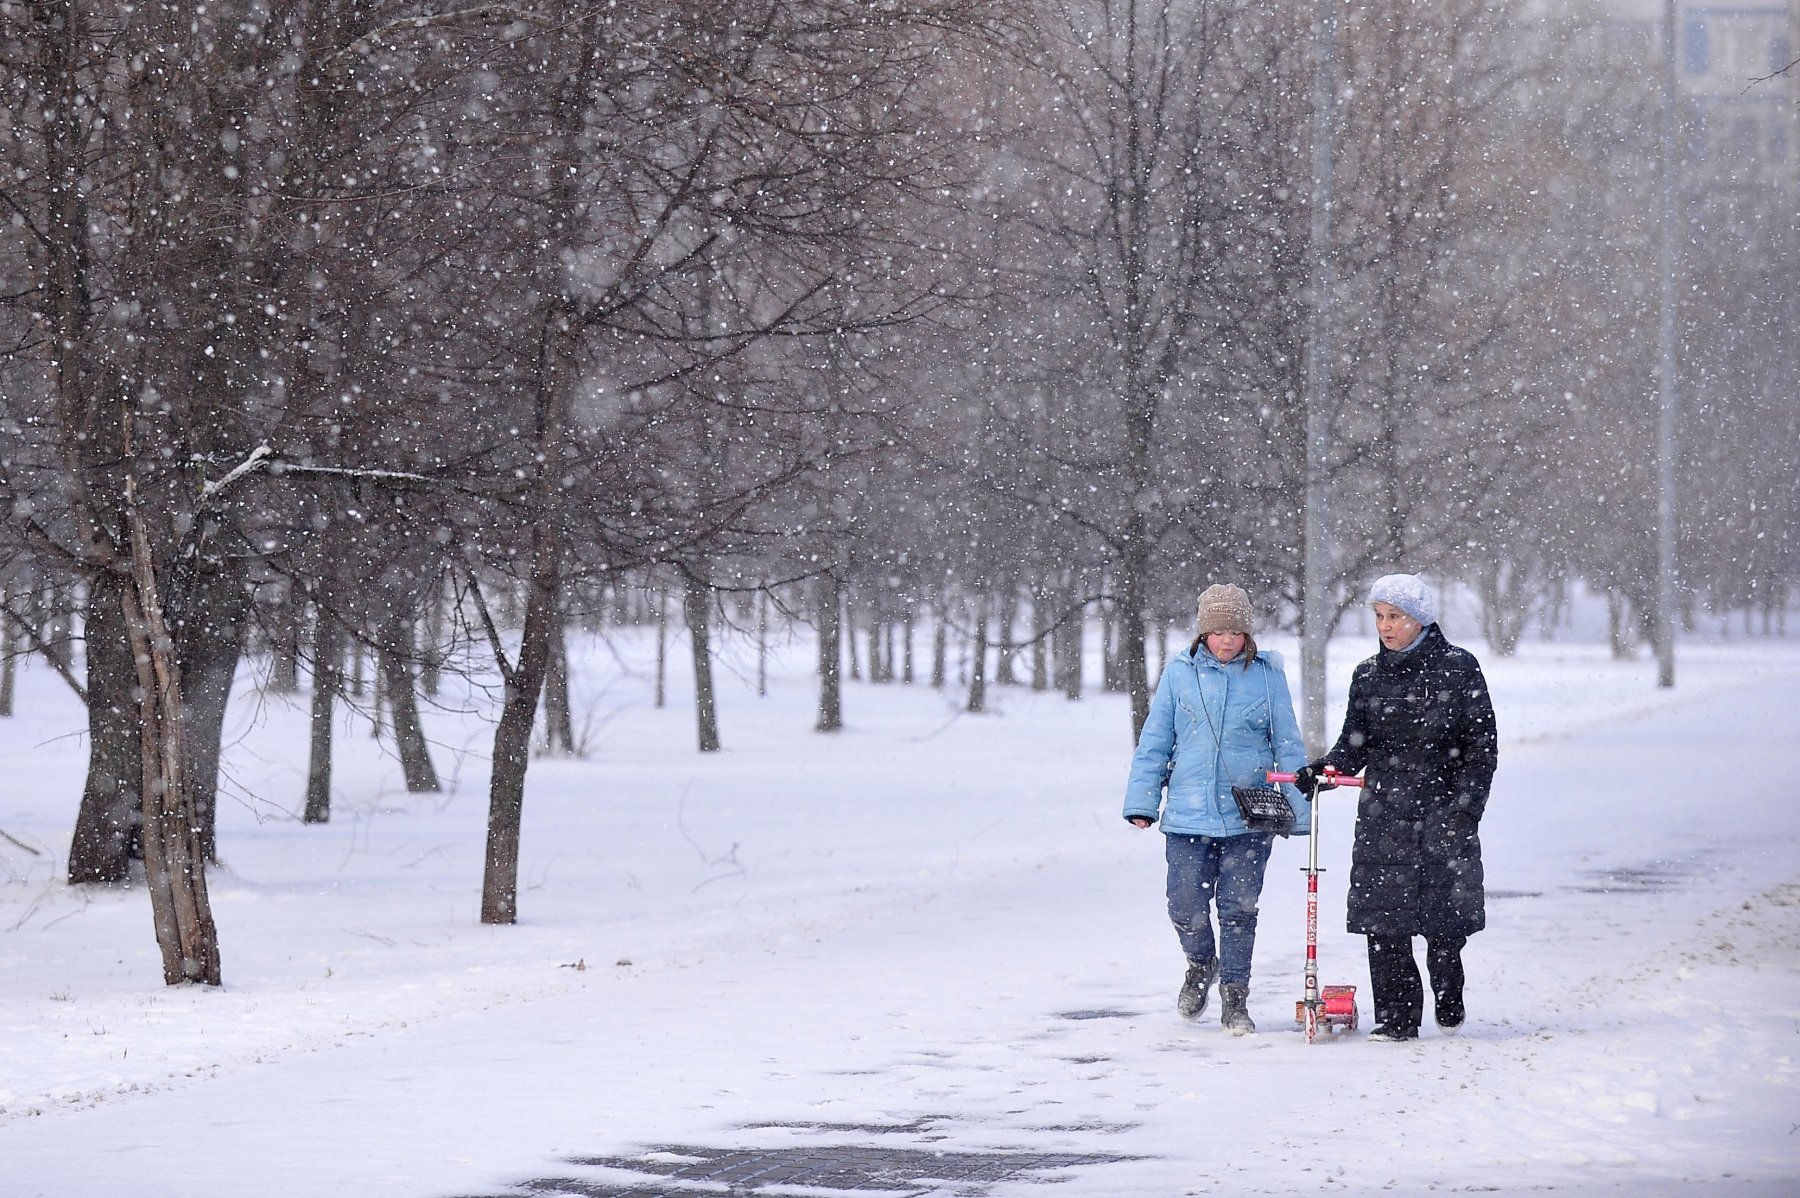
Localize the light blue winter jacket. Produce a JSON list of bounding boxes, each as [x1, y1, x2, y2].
[[1123, 646, 1311, 837]]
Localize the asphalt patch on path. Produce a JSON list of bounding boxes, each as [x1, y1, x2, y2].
[[452, 1120, 1132, 1197]]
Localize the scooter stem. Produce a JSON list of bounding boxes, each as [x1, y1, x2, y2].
[[1303, 779, 1321, 1008]]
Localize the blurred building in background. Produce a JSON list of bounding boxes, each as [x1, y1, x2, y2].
[[1676, 0, 1797, 215], [1593, 0, 1796, 194]]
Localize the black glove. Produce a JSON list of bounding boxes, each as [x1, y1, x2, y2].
[[1293, 762, 1338, 794]]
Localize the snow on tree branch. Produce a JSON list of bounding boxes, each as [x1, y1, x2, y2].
[[267, 463, 440, 487], [200, 445, 273, 500], [202, 446, 442, 502]]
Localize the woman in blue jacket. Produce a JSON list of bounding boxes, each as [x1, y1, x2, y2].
[[1123, 584, 1309, 1033]]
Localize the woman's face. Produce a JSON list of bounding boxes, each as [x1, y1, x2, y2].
[[1373, 601, 1423, 650], [1204, 630, 1247, 661]]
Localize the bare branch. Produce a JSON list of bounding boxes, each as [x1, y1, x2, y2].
[[0, 592, 87, 704], [1744, 56, 1799, 91], [321, 6, 553, 69], [458, 569, 516, 685]]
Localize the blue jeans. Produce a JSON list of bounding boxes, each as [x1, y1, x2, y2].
[[1164, 832, 1275, 987]]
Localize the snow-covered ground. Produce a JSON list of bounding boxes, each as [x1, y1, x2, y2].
[[1, 619, 1796, 1197]]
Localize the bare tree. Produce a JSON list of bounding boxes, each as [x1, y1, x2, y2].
[[982, 0, 1256, 738], [405, 1, 1010, 924], [0, 0, 488, 980]]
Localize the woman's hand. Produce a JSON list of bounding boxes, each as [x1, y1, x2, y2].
[[1293, 762, 1338, 794], [1129, 816, 1154, 829]]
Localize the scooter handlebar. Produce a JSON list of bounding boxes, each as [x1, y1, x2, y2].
[[1266, 770, 1365, 788]]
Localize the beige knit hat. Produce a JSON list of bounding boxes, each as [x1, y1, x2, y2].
[[1196, 583, 1255, 636]]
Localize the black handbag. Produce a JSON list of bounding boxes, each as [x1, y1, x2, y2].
[[1232, 783, 1296, 836]]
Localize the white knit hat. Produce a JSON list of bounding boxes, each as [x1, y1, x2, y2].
[[1369, 573, 1438, 627]]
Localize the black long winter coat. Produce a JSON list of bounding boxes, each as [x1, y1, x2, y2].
[[1322, 624, 1497, 939]]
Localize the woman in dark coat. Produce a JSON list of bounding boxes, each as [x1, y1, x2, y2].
[[1297, 574, 1497, 1041]]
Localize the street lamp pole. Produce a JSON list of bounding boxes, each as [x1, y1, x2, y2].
[[1655, 0, 1680, 688], [1301, 0, 1340, 750]]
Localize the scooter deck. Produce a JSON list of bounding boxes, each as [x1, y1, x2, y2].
[[1296, 985, 1360, 1032]]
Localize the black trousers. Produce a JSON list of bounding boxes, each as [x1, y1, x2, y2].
[[1366, 933, 1468, 1031]]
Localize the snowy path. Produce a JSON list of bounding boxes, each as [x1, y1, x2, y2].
[[1, 638, 1797, 1196]]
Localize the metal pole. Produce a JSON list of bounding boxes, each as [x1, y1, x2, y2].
[[1301, 0, 1339, 749], [1655, 0, 1679, 688], [1302, 780, 1322, 1041]]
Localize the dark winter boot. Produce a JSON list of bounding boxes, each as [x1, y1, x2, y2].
[[1177, 957, 1217, 1020], [1434, 988, 1465, 1030], [1427, 937, 1467, 1031], [1368, 1023, 1419, 1042], [1219, 982, 1255, 1035]]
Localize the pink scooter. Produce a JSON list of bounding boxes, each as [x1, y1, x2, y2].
[[1268, 768, 1364, 1043]]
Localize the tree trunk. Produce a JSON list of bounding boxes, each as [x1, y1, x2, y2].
[[420, 577, 446, 698], [1607, 590, 1635, 660], [1058, 577, 1085, 701], [966, 598, 989, 714], [930, 605, 947, 689], [0, 579, 16, 717], [1030, 590, 1048, 692], [683, 567, 721, 752], [481, 532, 560, 926], [867, 618, 887, 683], [1118, 529, 1152, 738], [369, 645, 386, 740], [349, 636, 366, 698], [541, 609, 576, 755], [756, 587, 769, 697], [304, 605, 340, 824], [654, 582, 668, 709], [0, 619, 13, 720], [266, 578, 299, 693], [69, 574, 143, 884], [179, 563, 249, 863], [815, 570, 843, 732], [1476, 564, 1528, 658], [901, 609, 915, 684], [1061, 611, 1085, 701], [123, 517, 222, 986], [42, 581, 74, 675], [995, 588, 1019, 686], [845, 595, 861, 681], [379, 614, 440, 792], [1101, 600, 1120, 692]]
